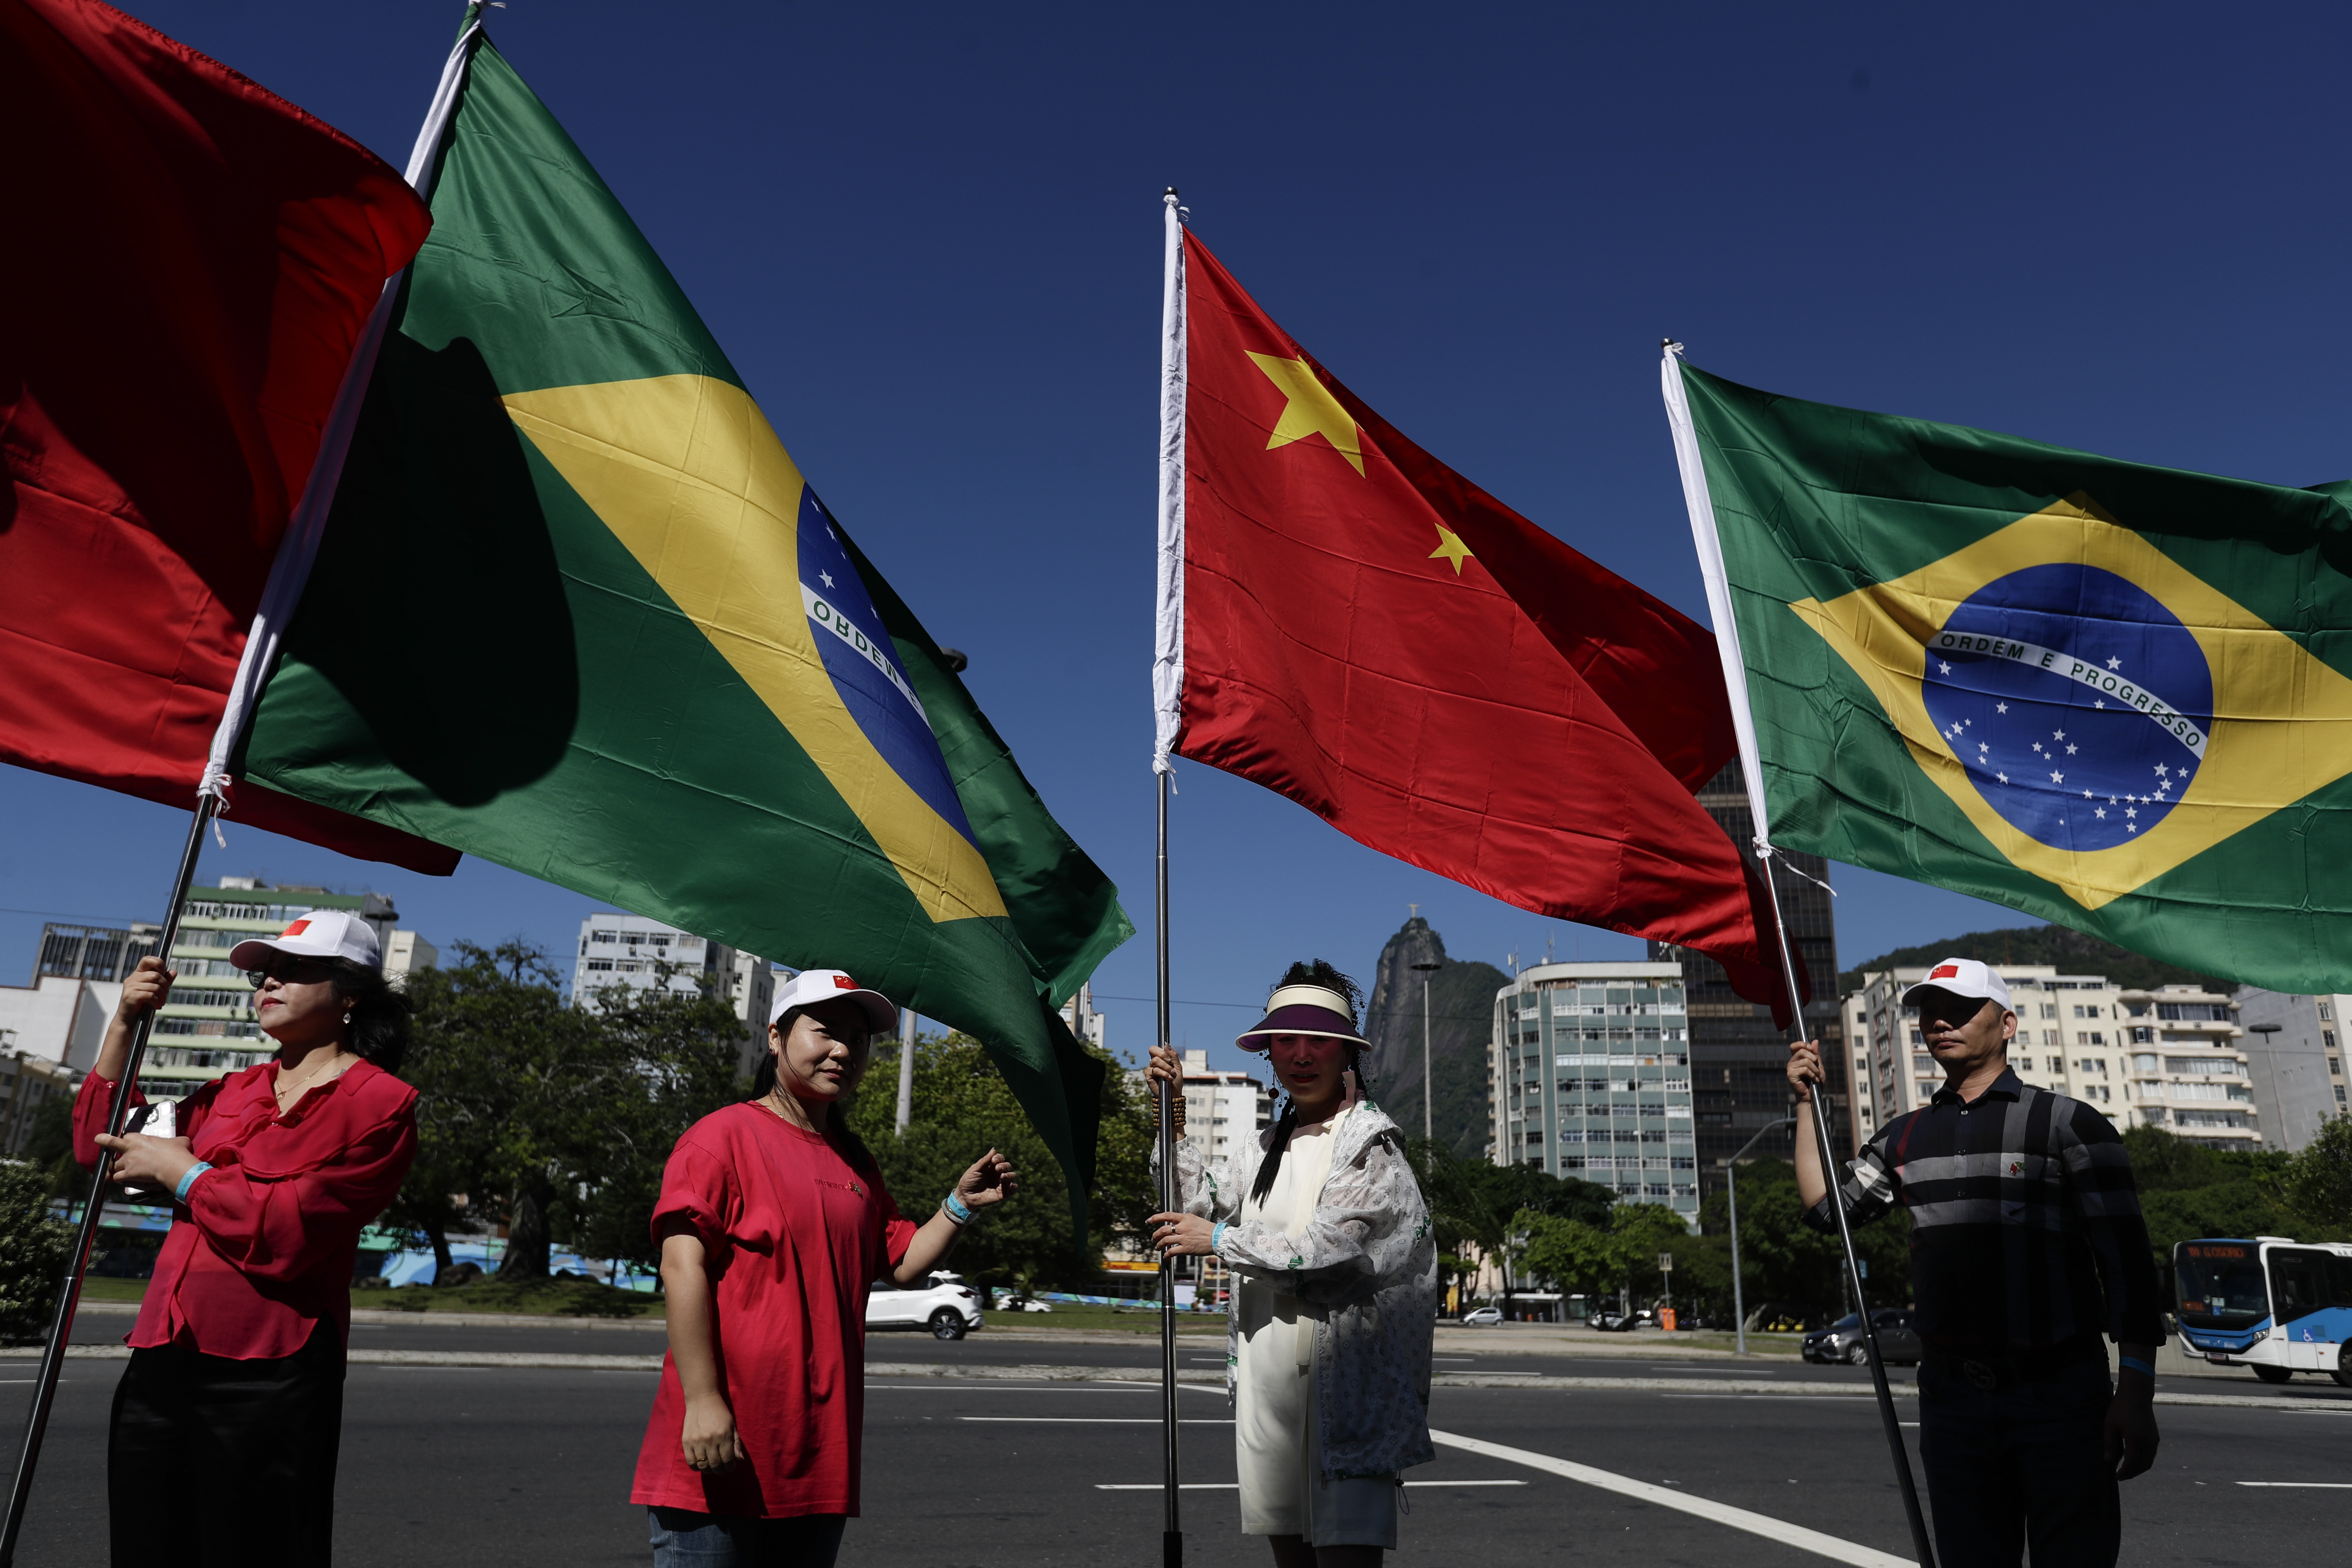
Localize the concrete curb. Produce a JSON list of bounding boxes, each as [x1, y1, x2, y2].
[[7, 1347, 2339, 1410]]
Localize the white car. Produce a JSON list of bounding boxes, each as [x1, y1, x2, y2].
[[991, 1291, 1053, 1313], [867, 1271, 985, 1340], [1461, 1306, 1504, 1326]]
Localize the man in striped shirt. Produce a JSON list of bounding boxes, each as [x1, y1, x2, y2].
[[1789, 956, 2163, 1568]]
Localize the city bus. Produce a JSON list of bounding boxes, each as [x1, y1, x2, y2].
[[2172, 1238, 2352, 1386]]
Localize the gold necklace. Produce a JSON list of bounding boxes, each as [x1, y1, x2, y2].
[[276, 1052, 352, 1107]]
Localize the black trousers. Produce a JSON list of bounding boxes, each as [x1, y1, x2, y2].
[[1917, 1355, 2119, 1567], [108, 1324, 346, 1568]]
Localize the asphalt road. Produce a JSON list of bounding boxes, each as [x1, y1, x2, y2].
[[8, 1325, 2347, 1566]]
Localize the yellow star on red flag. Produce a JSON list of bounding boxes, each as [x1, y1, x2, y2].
[[1429, 525, 1473, 574], [1245, 351, 1366, 475]]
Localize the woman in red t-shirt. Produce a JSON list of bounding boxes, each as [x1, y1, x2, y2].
[[631, 968, 1018, 1566], [71, 907, 419, 1568]]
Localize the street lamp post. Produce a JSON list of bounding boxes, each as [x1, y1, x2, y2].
[[1411, 961, 1442, 1142], [1727, 1116, 1795, 1356]]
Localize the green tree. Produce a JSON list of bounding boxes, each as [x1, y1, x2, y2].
[[19, 1096, 79, 1201], [2280, 1116, 2352, 1234], [2120, 1124, 2326, 1288], [393, 940, 744, 1281], [0, 1160, 74, 1344], [1690, 1158, 1911, 1324], [843, 1030, 1155, 1292], [1517, 1200, 1694, 1312]]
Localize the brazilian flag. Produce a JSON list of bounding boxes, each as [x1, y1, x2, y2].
[[235, 22, 1131, 1216], [1672, 358, 2352, 995]]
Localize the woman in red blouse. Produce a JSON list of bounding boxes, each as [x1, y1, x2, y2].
[[631, 968, 1018, 1567], [73, 907, 419, 1568]]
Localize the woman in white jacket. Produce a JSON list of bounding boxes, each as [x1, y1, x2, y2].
[[1148, 960, 1440, 1568]]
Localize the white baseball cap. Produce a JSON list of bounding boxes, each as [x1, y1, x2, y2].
[[1900, 957, 2012, 1013], [769, 967, 897, 1033], [229, 909, 382, 973]]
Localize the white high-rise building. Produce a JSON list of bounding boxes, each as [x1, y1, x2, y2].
[[1487, 960, 1697, 1220], [573, 913, 773, 1078], [1172, 1049, 1272, 1164], [1844, 967, 2258, 1148]]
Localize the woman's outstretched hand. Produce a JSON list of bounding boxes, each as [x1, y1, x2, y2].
[[956, 1148, 1020, 1212], [1148, 1210, 1215, 1256], [1142, 1044, 1186, 1133]]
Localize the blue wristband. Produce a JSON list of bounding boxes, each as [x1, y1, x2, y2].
[[2119, 1357, 2155, 1378], [942, 1191, 973, 1225], [173, 1162, 212, 1204], [1211, 1221, 1228, 1254]]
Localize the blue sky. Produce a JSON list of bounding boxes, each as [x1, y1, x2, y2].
[[12, 1, 2348, 1075]]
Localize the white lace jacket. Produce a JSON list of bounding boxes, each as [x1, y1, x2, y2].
[[1162, 1100, 1440, 1480]]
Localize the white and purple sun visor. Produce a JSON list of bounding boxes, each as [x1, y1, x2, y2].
[[1236, 984, 1369, 1051]]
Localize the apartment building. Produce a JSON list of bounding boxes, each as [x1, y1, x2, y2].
[[573, 912, 775, 1077], [1843, 967, 2259, 1147], [2229, 987, 2349, 1152], [1167, 1048, 1271, 1163], [1489, 960, 1698, 1221]]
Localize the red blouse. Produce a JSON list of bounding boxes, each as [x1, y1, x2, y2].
[[631, 1103, 918, 1519], [72, 1058, 419, 1360]]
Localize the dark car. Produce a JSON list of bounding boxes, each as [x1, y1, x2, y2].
[[1589, 1310, 1641, 1332], [1802, 1308, 1922, 1366]]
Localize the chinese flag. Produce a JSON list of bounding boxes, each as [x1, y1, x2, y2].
[[0, 0, 453, 871], [1162, 229, 1798, 1012]]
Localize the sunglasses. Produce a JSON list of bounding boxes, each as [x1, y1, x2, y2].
[[246, 958, 336, 988]]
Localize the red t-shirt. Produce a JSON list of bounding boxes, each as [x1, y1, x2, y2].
[[72, 1058, 419, 1359], [631, 1103, 918, 1519]]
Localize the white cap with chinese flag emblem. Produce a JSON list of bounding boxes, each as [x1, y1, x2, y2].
[[228, 909, 383, 972], [1899, 957, 2012, 1013], [768, 967, 897, 1033]]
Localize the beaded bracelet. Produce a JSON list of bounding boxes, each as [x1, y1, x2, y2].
[[174, 1162, 213, 1204], [942, 1191, 974, 1225]]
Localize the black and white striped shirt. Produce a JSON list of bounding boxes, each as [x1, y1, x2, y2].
[[1805, 1068, 2165, 1354]]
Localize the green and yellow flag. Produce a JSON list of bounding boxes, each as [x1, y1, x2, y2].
[[235, 23, 1130, 1213], [1667, 355, 2352, 994]]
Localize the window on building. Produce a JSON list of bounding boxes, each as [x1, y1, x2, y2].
[[2321, 1004, 2334, 1022], [591, 931, 617, 943], [2330, 1056, 2343, 1078], [2326, 1031, 2339, 1051], [2046, 1055, 2064, 1075], [586, 959, 614, 971], [2040, 1004, 2058, 1020], [2088, 1032, 2105, 1046], [2157, 1002, 2229, 1022], [2129, 1027, 2154, 1044], [2086, 1085, 2110, 1101]]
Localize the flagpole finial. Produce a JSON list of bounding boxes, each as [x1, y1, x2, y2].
[[1662, 338, 1685, 357]]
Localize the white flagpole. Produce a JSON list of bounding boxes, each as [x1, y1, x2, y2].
[[1152, 186, 1187, 1568], [197, 10, 487, 813], [1659, 342, 1936, 1568]]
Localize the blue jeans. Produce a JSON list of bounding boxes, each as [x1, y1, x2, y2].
[[648, 1508, 847, 1568], [1917, 1356, 2119, 1568]]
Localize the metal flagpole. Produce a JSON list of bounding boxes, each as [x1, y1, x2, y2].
[[1155, 772, 1182, 1568], [1660, 342, 1936, 1568], [0, 21, 489, 1562], [895, 1008, 917, 1133], [1150, 185, 1189, 1568], [0, 796, 212, 1568]]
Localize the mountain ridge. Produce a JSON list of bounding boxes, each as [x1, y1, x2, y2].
[[1838, 924, 2230, 997]]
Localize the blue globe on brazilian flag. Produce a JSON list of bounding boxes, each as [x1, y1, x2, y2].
[[1673, 360, 2352, 994]]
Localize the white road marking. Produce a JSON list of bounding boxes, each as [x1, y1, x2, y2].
[[1428, 1429, 1916, 1568], [868, 1382, 1156, 1392], [1096, 1481, 1528, 1490], [959, 1416, 1234, 1424], [2237, 1481, 2352, 1488]]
